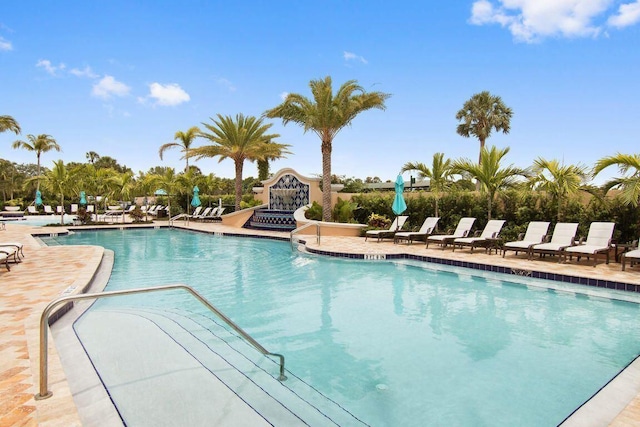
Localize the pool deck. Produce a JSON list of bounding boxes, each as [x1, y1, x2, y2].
[[2, 219, 640, 426]]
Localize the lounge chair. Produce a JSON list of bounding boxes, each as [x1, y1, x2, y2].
[[502, 221, 550, 258], [27, 206, 38, 215], [621, 244, 640, 271], [188, 206, 203, 219], [0, 245, 20, 269], [56, 205, 65, 214], [365, 215, 409, 242], [562, 222, 615, 267], [426, 217, 476, 249], [0, 242, 24, 259], [394, 217, 440, 244], [71, 204, 78, 214], [44, 205, 54, 215], [0, 250, 12, 271], [452, 219, 506, 252], [529, 223, 579, 261]]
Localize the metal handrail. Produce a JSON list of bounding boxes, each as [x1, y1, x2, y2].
[[35, 284, 286, 400], [290, 221, 320, 250], [169, 213, 190, 226]]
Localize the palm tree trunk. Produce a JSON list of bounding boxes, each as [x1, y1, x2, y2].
[[321, 139, 332, 222], [234, 160, 244, 211], [476, 138, 485, 191], [59, 195, 64, 225], [36, 153, 41, 191]]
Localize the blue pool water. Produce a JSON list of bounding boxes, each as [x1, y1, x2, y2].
[[45, 228, 640, 426]]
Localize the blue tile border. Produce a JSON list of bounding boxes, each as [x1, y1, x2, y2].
[[304, 247, 640, 294]]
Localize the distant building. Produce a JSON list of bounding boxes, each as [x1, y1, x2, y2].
[[364, 179, 430, 191]]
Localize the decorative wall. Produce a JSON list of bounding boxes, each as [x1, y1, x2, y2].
[[268, 174, 309, 211]]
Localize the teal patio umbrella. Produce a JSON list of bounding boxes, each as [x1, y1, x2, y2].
[[35, 190, 43, 206], [191, 186, 201, 207], [79, 191, 87, 206], [392, 174, 407, 229]]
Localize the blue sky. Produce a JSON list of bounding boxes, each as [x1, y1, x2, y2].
[[1, 1, 639, 184]]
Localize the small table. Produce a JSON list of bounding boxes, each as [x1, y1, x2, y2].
[[484, 238, 503, 255]]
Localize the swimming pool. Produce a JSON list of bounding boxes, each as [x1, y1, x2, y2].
[[45, 228, 640, 426], [7, 214, 76, 226]]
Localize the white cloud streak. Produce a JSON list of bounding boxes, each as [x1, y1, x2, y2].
[[343, 51, 368, 64], [92, 75, 131, 99], [216, 77, 236, 92], [147, 82, 190, 106], [0, 37, 12, 51], [470, 0, 640, 42], [36, 59, 66, 75], [608, 0, 640, 27], [70, 66, 99, 79]]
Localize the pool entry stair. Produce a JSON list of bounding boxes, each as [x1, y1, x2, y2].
[[75, 307, 367, 426]]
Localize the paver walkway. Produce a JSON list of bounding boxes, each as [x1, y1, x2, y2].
[[1, 219, 640, 426]]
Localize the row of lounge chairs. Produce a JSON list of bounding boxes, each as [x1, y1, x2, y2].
[[189, 206, 225, 221], [366, 215, 635, 269]]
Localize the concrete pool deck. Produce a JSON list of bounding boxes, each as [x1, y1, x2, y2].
[[2, 219, 640, 426]]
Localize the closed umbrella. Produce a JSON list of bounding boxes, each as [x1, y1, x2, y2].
[[35, 190, 43, 206], [191, 186, 201, 207], [79, 191, 87, 206], [392, 174, 407, 230]]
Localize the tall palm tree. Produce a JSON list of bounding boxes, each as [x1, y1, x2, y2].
[[529, 158, 589, 221], [148, 168, 178, 217], [105, 171, 135, 223], [593, 153, 640, 207], [265, 76, 390, 222], [159, 126, 200, 173], [401, 152, 454, 218], [0, 115, 21, 134], [190, 114, 288, 211], [85, 151, 100, 164], [40, 160, 71, 225], [12, 134, 61, 191], [452, 146, 528, 220], [456, 91, 513, 166]]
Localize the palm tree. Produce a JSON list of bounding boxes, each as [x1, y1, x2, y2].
[[159, 126, 200, 173], [85, 151, 100, 164], [265, 76, 390, 222], [105, 171, 135, 223], [12, 134, 61, 190], [529, 158, 589, 221], [148, 168, 178, 217], [0, 115, 21, 134], [401, 152, 454, 218], [40, 160, 71, 225], [190, 114, 288, 211], [456, 91, 513, 166], [452, 146, 528, 220], [593, 153, 640, 207]]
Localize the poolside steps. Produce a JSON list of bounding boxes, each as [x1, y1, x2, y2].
[[244, 209, 297, 232], [76, 307, 367, 427]]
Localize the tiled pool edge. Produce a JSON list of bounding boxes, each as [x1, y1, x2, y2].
[[305, 247, 640, 294]]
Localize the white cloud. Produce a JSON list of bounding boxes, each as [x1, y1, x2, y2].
[[36, 59, 66, 75], [92, 75, 131, 99], [147, 82, 190, 106], [0, 37, 11, 51], [608, 0, 640, 27], [343, 51, 368, 64], [70, 65, 99, 79], [469, 0, 637, 42], [216, 77, 236, 92]]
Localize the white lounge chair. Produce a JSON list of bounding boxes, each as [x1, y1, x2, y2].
[[71, 204, 78, 214], [502, 221, 551, 258], [621, 245, 640, 271], [43, 205, 54, 215], [56, 205, 65, 214], [193, 207, 212, 220], [365, 216, 409, 242], [529, 223, 579, 261], [426, 217, 476, 249], [189, 206, 203, 218], [0, 242, 24, 259], [452, 219, 506, 252], [27, 206, 38, 215], [563, 222, 615, 267], [394, 217, 440, 244]]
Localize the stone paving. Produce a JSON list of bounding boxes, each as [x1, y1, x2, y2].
[[1, 218, 640, 426]]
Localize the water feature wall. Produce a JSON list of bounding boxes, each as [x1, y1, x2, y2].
[[268, 174, 309, 212]]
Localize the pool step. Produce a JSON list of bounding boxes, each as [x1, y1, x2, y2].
[[76, 307, 367, 427]]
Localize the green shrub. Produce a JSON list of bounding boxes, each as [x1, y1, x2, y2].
[[305, 201, 323, 220], [332, 198, 359, 223]]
